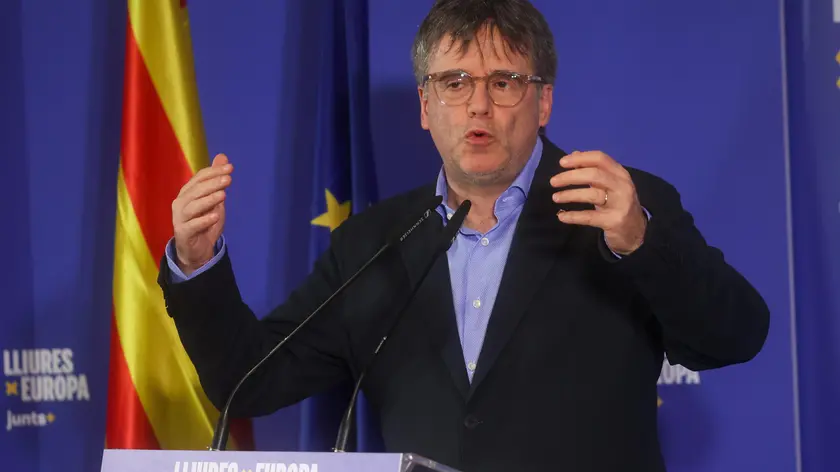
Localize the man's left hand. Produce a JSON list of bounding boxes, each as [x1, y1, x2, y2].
[[549, 151, 646, 255]]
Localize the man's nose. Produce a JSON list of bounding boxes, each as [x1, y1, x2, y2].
[[467, 81, 492, 117]]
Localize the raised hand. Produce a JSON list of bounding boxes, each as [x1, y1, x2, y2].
[[172, 153, 233, 274], [549, 151, 647, 255]]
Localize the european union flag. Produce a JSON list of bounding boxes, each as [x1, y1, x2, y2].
[[300, 0, 383, 453], [309, 0, 377, 251]]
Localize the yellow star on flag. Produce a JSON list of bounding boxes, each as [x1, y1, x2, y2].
[[657, 396, 663, 407], [836, 50, 839, 89], [46, 412, 55, 423], [311, 189, 352, 232], [5, 381, 18, 396]]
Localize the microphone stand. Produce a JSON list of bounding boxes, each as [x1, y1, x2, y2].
[[208, 196, 442, 451], [333, 200, 470, 452]]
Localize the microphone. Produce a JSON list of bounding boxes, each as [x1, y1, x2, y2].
[[208, 195, 443, 451], [332, 199, 471, 452]]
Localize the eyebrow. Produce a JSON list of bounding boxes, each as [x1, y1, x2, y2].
[[435, 68, 519, 76], [433, 69, 467, 76]]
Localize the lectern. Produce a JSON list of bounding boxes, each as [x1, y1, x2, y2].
[[100, 449, 462, 472]]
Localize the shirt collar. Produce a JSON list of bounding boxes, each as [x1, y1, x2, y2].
[[434, 136, 543, 215]]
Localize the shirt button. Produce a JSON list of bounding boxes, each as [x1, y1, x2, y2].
[[480, 237, 489, 246], [464, 415, 482, 429], [472, 299, 481, 308], [446, 212, 453, 220], [467, 361, 477, 371]]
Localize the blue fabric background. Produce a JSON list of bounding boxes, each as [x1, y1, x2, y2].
[[2, 1, 837, 470]]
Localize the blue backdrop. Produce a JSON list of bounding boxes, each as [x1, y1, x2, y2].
[[1, 0, 837, 471]]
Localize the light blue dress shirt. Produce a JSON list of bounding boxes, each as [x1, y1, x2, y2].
[[433, 138, 543, 383]]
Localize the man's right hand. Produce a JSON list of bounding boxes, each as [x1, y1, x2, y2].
[[172, 153, 233, 276]]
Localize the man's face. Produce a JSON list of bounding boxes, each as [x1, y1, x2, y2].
[[418, 27, 553, 189]]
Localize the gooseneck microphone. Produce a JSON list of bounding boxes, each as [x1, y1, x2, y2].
[[209, 195, 443, 451], [332, 199, 471, 453]]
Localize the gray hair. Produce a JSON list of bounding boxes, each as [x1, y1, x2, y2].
[[411, 0, 557, 86]]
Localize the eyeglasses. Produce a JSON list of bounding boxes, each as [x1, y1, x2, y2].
[[422, 70, 546, 107]]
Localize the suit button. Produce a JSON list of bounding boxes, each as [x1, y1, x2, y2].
[[463, 415, 481, 429]]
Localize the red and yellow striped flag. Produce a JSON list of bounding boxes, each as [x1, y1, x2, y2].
[[106, 0, 254, 451]]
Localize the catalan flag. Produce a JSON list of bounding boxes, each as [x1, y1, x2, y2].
[[106, 0, 253, 450]]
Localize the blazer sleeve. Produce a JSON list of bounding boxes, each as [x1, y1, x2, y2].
[[157, 230, 354, 418], [600, 169, 770, 371]]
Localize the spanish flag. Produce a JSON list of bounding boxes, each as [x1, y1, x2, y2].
[[106, 0, 253, 450]]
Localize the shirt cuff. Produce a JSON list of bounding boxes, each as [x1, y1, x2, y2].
[[606, 207, 651, 259], [165, 235, 227, 283]]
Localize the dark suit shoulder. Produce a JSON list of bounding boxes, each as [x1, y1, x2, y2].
[[624, 166, 677, 194], [324, 184, 436, 274], [623, 166, 686, 220], [332, 184, 436, 242]]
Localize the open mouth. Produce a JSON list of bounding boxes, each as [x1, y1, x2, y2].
[[465, 129, 493, 144]]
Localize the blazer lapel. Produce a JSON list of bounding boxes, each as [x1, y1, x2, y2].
[[397, 204, 471, 400], [427, 257, 472, 400], [468, 138, 575, 397]]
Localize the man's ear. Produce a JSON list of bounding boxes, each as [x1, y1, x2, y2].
[[418, 86, 430, 130], [538, 84, 554, 128]]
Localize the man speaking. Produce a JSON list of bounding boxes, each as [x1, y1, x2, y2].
[[158, 0, 769, 470]]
